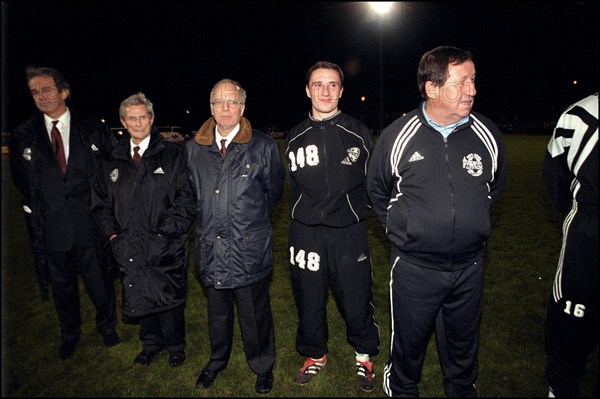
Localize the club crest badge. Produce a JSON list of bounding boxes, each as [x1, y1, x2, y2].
[[341, 147, 360, 165], [110, 168, 119, 182], [462, 153, 483, 177], [22, 147, 32, 161]]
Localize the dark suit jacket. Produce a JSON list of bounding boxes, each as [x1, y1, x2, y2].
[[9, 109, 116, 252]]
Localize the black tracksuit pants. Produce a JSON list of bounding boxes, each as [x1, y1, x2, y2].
[[289, 219, 380, 359], [383, 248, 484, 398], [545, 207, 598, 397]]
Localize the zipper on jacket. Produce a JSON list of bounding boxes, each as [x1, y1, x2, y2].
[[320, 124, 329, 223], [443, 136, 456, 264]]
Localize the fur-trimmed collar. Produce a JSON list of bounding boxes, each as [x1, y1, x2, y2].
[[194, 116, 252, 145]]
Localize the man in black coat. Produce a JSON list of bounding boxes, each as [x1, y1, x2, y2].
[[92, 92, 195, 368], [9, 66, 120, 359]]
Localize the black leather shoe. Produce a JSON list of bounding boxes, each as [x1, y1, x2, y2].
[[134, 349, 161, 365], [102, 330, 121, 347], [58, 339, 79, 359], [195, 367, 220, 389], [168, 351, 185, 367], [255, 370, 274, 394]]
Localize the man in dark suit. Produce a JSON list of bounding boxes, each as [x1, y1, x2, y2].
[[9, 66, 120, 359]]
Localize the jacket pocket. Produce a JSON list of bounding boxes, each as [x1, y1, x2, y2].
[[110, 234, 129, 273], [146, 233, 174, 267], [195, 228, 211, 276], [242, 224, 273, 274]]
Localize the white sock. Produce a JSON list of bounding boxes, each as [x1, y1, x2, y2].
[[355, 352, 370, 362]]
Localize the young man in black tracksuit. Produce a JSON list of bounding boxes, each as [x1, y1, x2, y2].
[[543, 93, 598, 398], [285, 61, 380, 392], [367, 47, 507, 397]]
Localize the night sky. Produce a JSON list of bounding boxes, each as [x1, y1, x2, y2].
[[2, 1, 598, 134]]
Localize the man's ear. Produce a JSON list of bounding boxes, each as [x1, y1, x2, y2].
[[61, 88, 70, 101], [425, 81, 437, 100]]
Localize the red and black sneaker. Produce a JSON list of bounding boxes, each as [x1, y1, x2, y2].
[[356, 359, 375, 392], [295, 355, 327, 385]]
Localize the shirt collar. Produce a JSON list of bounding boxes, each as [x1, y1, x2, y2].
[[44, 108, 70, 131], [422, 103, 469, 138], [215, 123, 240, 144], [130, 134, 151, 155]]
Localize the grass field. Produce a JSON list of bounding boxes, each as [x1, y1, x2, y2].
[[1, 135, 597, 397]]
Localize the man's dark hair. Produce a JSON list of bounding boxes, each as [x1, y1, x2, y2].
[[25, 65, 71, 99], [306, 61, 344, 87], [417, 46, 473, 100]]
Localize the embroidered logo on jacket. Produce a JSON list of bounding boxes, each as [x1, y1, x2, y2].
[[357, 252, 368, 262], [408, 151, 424, 162], [90, 144, 99, 151], [462, 153, 483, 176], [110, 168, 119, 182], [22, 147, 32, 161], [154, 167, 165, 174], [341, 147, 360, 165]]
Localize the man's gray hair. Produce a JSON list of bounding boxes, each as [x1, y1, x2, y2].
[[119, 92, 155, 119]]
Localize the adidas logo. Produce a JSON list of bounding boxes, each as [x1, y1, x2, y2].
[[357, 253, 368, 262], [408, 151, 424, 162], [153, 167, 165, 174]]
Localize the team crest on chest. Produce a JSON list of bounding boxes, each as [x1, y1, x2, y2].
[[110, 168, 119, 182], [341, 147, 360, 165], [462, 153, 483, 177], [22, 147, 32, 161]]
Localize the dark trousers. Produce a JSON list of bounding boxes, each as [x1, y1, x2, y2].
[[46, 244, 117, 342], [383, 251, 483, 398], [205, 278, 276, 374], [24, 210, 48, 296], [139, 304, 186, 353], [545, 209, 598, 397], [289, 220, 380, 359]]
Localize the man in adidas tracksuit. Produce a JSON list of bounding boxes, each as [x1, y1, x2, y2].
[[285, 61, 380, 392], [367, 46, 507, 397]]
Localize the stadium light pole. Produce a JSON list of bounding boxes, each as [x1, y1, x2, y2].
[[369, 2, 393, 132]]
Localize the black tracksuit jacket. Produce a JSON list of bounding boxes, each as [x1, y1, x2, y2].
[[367, 104, 508, 271], [285, 111, 374, 228]]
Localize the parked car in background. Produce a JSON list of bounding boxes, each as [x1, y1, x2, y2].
[[111, 125, 187, 142], [158, 126, 185, 142]]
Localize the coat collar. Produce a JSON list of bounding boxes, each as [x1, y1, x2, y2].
[[194, 116, 252, 146]]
